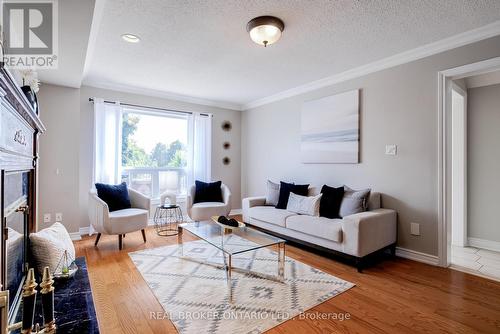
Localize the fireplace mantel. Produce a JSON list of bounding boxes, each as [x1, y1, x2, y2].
[[0, 67, 45, 325]]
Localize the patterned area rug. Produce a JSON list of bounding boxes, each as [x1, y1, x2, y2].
[[129, 237, 354, 334]]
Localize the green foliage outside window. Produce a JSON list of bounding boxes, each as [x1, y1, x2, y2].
[[122, 114, 187, 168]]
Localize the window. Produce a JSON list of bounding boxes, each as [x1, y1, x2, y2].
[[92, 99, 212, 203], [120, 108, 189, 198]]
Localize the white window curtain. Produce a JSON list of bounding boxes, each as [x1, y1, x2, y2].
[[187, 112, 212, 185], [92, 98, 123, 185]]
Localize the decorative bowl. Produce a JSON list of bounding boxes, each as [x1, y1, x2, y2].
[[211, 216, 245, 230]]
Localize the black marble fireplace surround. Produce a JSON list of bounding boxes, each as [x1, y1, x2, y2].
[[33, 258, 100, 333]]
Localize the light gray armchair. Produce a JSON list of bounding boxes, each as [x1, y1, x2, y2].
[[88, 188, 151, 250], [186, 183, 231, 221]]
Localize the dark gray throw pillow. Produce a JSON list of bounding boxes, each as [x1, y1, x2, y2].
[[339, 186, 371, 217], [95, 182, 131, 212]]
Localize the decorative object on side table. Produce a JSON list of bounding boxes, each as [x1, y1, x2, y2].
[[19, 69, 40, 115], [154, 204, 183, 236]]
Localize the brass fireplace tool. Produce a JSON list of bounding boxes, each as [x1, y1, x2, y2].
[[0, 267, 56, 334]]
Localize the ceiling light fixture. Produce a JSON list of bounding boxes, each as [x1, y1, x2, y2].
[[246, 16, 284, 47], [121, 33, 141, 43]]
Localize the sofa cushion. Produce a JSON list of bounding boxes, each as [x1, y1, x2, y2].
[[339, 186, 371, 217], [319, 185, 345, 219], [265, 180, 280, 206], [248, 206, 297, 227], [276, 181, 310, 209], [285, 215, 343, 243], [286, 193, 322, 216], [190, 202, 229, 221], [109, 208, 149, 234]]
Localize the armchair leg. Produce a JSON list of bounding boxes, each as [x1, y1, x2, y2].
[[141, 229, 147, 243], [94, 233, 101, 247], [119, 234, 123, 250]]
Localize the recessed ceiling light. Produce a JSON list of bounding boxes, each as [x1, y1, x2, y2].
[[121, 33, 141, 43], [247, 16, 285, 47]]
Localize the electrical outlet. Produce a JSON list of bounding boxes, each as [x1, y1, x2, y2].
[[410, 222, 420, 236], [385, 144, 397, 155], [43, 213, 51, 223], [55, 213, 63, 222]]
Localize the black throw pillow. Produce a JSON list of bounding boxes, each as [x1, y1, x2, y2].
[[95, 182, 132, 212], [194, 180, 223, 204], [275, 181, 310, 209], [319, 185, 345, 219]]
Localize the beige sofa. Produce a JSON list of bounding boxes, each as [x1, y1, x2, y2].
[[242, 189, 397, 271]]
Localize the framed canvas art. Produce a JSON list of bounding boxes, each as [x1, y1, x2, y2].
[[300, 89, 359, 163]]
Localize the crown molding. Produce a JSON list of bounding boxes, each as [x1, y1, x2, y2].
[[243, 20, 500, 110], [82, 80, 243, 111]]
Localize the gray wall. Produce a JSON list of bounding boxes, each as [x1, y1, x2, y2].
[[467, 83, 500, 243], [37, 85, 81, 232], [37, 84, 241, 233], [242, 35, 500, 256]]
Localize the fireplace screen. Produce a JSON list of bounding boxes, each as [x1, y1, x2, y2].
[[2, 170, 30, 319]]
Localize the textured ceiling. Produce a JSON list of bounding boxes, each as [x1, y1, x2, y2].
[[83, 0, 500, 106], [38, 0, 95, 87]]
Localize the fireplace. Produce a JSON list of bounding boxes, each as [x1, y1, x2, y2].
[[2, 170, 31, 322], [0, 67, 45, 329]]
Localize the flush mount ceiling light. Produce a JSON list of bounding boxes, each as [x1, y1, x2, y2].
[[121, 33, 141, 43], [246, 16, 284, 47]]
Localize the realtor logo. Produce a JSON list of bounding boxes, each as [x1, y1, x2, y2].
[[1, 0, 58, 69]]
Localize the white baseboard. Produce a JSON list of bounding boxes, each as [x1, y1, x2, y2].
[[69, 232, 82, 241], [69, 227, 94, 241], [395, 247, 439, 266], [79, 227, 92, 236], [230, 209, 242, 216], [468, 237, 500, 253]]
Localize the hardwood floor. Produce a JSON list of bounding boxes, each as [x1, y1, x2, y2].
[[75, 223, 500, 334]]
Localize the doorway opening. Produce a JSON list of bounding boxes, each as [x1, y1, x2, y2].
[[439, 57, 500, 281]]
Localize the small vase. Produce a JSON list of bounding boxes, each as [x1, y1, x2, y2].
[[21, 85, 39, 114]]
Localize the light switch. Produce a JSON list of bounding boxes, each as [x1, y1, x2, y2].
[[410, 222, 420, 236], [56, 213, 63, 222], [385, 144, 397, 156], [44, 213, 51, 223]]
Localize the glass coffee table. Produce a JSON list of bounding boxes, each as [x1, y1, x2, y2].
[[178, 221, 286, 302]]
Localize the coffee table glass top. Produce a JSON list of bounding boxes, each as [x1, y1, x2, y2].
[[179, 221, 285, 255]]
